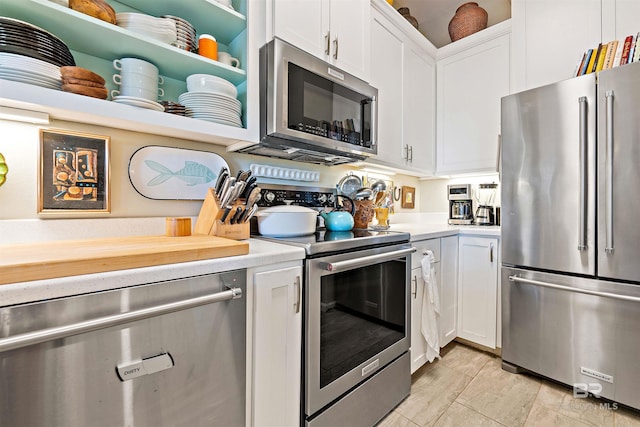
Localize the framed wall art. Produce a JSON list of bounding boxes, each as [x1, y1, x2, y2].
[[401, 185, 415, 209], [38, 128, 110, 217]]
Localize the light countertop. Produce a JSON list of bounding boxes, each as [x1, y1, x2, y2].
[[389, 223, 501, 241], [0, 239, 305, 307]]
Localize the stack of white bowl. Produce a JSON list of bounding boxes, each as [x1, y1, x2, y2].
[[111, 57, 164, 111], [179, 74, 242, 127], [116, 13, 176, 45]]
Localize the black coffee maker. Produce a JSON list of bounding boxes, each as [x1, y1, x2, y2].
[[448, 184, 474, 225]]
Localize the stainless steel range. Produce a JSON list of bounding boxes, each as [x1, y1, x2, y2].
[[254, 184, 413, 427]]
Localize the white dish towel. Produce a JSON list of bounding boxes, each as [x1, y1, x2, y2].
[[421, 250, 440, 362]]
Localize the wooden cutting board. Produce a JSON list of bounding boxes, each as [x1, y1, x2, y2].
[[0, 235, 249, 285]]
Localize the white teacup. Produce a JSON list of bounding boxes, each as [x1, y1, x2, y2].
[[113, 58, 159, 79], [218, 51, 240, 68], [113, 73, 164, 90], [111, 86, 163, 101]]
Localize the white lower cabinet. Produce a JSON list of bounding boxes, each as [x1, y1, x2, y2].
[[251, 264, 303, 427], [409, 237, 458, 373], [457, 236, 499, 349], [439, 236, 459, 347]]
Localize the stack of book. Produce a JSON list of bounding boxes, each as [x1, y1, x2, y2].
[[574, 33, 640, 76]]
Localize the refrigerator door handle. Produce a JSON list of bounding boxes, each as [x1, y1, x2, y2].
[[509, 275, 640, 303], [605, 90, 615, 254], [578, 96, 588, 251]]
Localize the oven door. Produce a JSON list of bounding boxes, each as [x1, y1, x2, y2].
[[304, 243, 413, 417]]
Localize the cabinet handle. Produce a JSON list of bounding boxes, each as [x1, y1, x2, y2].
[[408, 145, 413, 162], [333, 37, 339, 60], [325, 31, 331, 55], [403, 144, 408, 160], [294, 275, 301, 314], [411, 275, 417, 299], [490, 243, 494, 263]]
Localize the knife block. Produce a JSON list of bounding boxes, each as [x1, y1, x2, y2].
[[194, 188, 250, 240]]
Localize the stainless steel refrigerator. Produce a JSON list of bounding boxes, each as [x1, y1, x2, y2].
[[501, 62, 640, 410]]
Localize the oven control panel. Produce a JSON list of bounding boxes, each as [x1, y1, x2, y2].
[[257, 184, 335, 208]]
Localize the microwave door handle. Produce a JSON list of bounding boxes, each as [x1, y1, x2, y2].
[[319, 247, 416, 273], [370, 96, 378, 149], [605, 90, 614, 254], [578, 96, 588, 251], [0, 286, 242, 354]]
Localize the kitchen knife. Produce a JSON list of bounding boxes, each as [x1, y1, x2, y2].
[[220, 206, 232, 223], [214, 167, 229, 195], [240, 178, 257, 199], [230, 207, 244, 224]]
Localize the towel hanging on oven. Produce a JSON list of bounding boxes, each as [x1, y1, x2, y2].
[[421, 250, 440, 363]]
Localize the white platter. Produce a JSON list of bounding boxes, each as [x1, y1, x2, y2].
[[128, 145, 229, 200]]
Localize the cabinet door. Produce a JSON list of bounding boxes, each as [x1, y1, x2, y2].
[[457, 236, 498, 348], [328, 0, 370, 79], [253, 266, 302, 427], [272, 0, 329, 61], [439, 236, 458, 347], [370, 10, 405, 166], [403, 41, 436, 174], [436, 33, 510, 175], [511, 0, 601, 92]]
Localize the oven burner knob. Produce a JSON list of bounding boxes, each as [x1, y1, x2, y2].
[[265, 191, 276, 203], [317, 194, 327, 203]]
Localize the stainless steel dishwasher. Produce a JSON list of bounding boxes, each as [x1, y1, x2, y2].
[[0, 269, 246, 427]]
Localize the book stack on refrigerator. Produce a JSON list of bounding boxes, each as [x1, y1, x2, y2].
[[574, 32, 640, 77]]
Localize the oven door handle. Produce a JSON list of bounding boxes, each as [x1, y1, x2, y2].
[[319, 247, 416, 272], [0, 285, 242, 354]]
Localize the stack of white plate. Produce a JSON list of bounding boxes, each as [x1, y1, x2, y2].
[[162, 15, 197, 53], [116, 13, 176, 45], [178, 92, 242, 127], [0, 52, 61, 89], [179, 74, 242, 127]]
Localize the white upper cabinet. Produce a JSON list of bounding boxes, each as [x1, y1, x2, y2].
[[510, 0, 640, 93], [369, 8, 404, 166], [511, 0, 601, 92], [368, 0, 437, 177], [436, 22, 511, 176], [271, 0, 370, 80]]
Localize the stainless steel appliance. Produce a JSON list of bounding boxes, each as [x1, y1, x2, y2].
[[239, 38, 378, 166], [501, 62, 640, 410], [0, 270, 246, 426], [448, 184, 474, 225], [253, 185, 413, 427], [474, 183, 497, 225]]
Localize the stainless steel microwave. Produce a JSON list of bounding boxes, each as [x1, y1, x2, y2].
[[240, 38, 378, 166]]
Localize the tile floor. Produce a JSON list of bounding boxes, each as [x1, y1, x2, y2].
[[377, 342, 640, 427]]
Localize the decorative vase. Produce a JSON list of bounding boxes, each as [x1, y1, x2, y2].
[[397, 7, 419, 30], [448, 2, 488, 42]]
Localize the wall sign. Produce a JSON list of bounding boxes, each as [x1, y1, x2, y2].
[[401, 185, 415, 209]]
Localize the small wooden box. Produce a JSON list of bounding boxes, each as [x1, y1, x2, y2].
[[194, 188, 250, 240]]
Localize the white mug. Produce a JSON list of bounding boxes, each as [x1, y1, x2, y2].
[[218, 51, 240, 68], [113, 73, 164, 90], [111, 86, 163, 100], [113, 58, 159, 79]]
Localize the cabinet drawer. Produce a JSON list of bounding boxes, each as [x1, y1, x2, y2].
[[412, 239, 440, 268]]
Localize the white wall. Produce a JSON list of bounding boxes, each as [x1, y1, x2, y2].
[[0, 118, 421, 223], [419, 173, 501, 214]]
